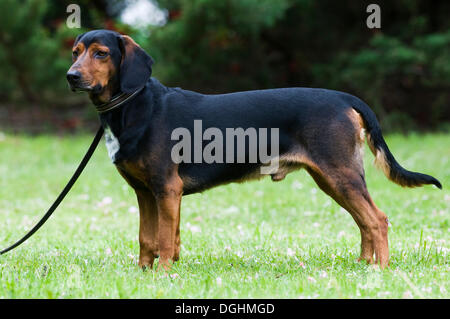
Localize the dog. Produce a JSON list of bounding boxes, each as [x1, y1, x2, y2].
[[67, 29, 441, 270]]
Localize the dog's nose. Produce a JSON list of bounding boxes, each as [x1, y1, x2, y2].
[[66, 70, 81, 85]]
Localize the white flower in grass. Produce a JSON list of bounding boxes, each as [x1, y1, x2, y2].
[[421, 287, 432, 293], [320, 271, 328, 278], [357, 283, 368, 290], [186, 222, 201, 233], [299, 262, 306, 269], [369, 264, 381, 272], [287, 248, 295, 256], [170, 273, 180, 279], [224, 206, 239, 214], [255, 190, 264, 197], [101, 179, 110, 186], [105, 247, 112, 256], [216, 277, 222, 286], [237, 224, 245, 236], [97, 197, 112, 207], [402, 290, 413, 299], [89, 224, 100, 231], [307, 276, 316, 283], [128, 206, 138, 214], [291, 181, 303, 190], [313, 222, 320, 228], [224, 246, 232, 252]]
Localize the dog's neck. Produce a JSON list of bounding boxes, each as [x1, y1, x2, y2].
[[94, 87, 145, 114], [96, 81, 155, 164], [88, 74, 147, 114], [96, 78, 163, 132], [89, 77, 121, 106]]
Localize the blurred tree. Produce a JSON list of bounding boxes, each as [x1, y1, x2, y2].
[[0, 0, 448, 132], [143, 0, 450, 131], [143, 0, 290, 92]]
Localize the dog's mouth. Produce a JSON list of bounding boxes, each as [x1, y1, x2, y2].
[[69, 83, 103, 94], [70, 86, 92, 93]]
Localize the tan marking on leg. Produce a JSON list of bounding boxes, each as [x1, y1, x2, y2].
[[307, 165, 389, 268], [136, 190, 159, 269], [173, 210, 181, 261], [156, 173, 183, 270]]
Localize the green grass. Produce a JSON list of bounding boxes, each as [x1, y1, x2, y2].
[[0, 132, 448, 298]]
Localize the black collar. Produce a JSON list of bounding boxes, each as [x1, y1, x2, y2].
[[95, 86, 145, 114]]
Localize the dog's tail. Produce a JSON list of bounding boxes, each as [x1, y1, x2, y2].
[[350, 100, 442, 189]]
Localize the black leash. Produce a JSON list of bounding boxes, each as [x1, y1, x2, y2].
[[0, 125, 104, 255]]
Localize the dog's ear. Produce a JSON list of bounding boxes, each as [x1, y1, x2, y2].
[[117, 35, 154, 93], [74, 32, 85, 45]]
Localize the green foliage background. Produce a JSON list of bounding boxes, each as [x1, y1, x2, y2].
[[0, 0, 449, 132]]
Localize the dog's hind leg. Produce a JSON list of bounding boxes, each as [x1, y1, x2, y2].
[[306, 164, 389, 267], [299, 108, 389, 266]]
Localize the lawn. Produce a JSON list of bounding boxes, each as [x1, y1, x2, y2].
[[0, 131, 448, 298]]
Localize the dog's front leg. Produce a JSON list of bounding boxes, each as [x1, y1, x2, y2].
[[154, 176, 183, 270], [136, 189, 159, 269], [173, 210, 181, 261]]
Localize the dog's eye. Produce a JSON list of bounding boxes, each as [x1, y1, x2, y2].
[[95, 51, 108, 58], [72, 51, 78, 59]]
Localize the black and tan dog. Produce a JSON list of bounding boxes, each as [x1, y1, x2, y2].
[[67, 30, 441, 269]]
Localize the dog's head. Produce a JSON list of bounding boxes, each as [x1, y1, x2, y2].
[[66, 30, 153, 104]]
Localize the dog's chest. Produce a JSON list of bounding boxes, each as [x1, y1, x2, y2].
[[104, 125, 120, 162]]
